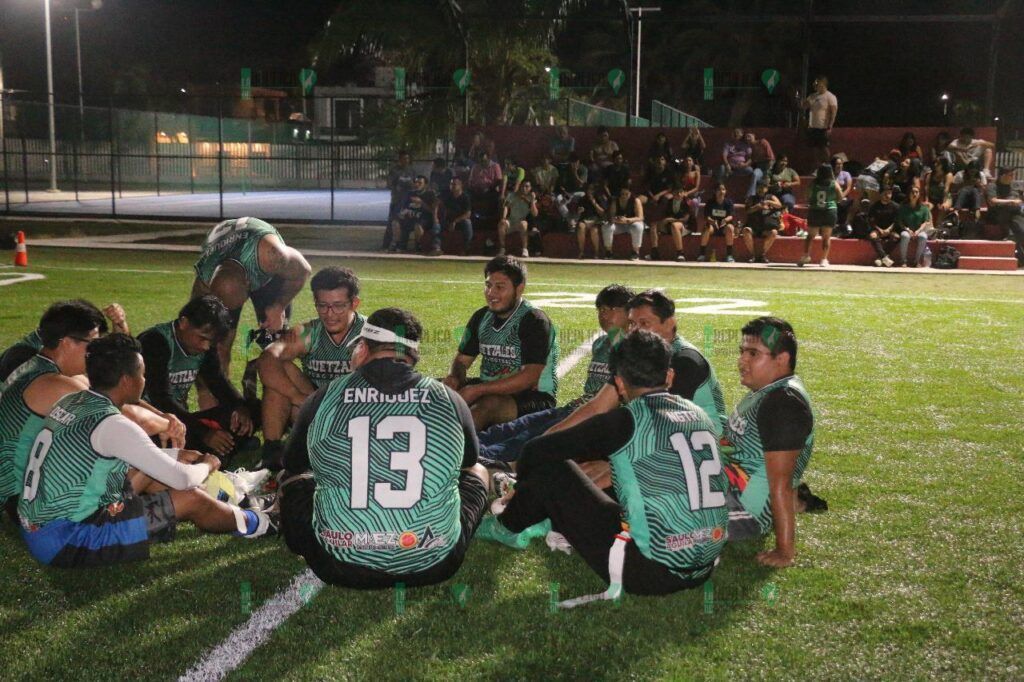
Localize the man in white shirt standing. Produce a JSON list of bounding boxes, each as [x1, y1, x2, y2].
[[802, 76, 838, 171]]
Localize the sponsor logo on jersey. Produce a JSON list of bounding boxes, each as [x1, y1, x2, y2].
[[587, 361, 611, 381], [417, 526, 447, 550], [168, 369, 199, 387], [398, 531, 418, 549], [665, 526, 722, 551], [307, 359, 352, 378], [320, 528, 445, 551], [48, 405, 77, 426], [727, 410, 747, 436]]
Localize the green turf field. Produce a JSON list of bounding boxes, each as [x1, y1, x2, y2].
[[1, 245, 1023, 680]]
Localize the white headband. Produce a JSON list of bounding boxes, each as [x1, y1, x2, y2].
[[352, 322, 420, 350]]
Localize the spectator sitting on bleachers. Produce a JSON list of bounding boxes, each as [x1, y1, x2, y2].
[[780, 206, 808, 237], [468, 131, 495, 162], [550, 125, 576, 166], [680, 126, 707, 172], [985, 167, 1024, 262], [832, 155, 854, 236], [558, 153, 588, 196], [531, 154, 560, 196], [747, 132, 775, 198], [930, 131, 954, 167], [468, 150, 502, 201], [645, 154, 676, 211], [893, 151, 924, 200], [589, 126, 620, 174], [678, 155, 702, 203], [697, 182, 737, 263], [648, 132, 674, 169], [502, 157, 526, 198], [576, 181, 610, 259], [741, 181, 782, 263], [390, 175, 440, 256], [947, 127, 995, 175], [769, 155, 801, 211], [716, 128, 753, 183], [866, 185, 901, 267], [603, 182, 645, 261], [429, 157, 454, 194], [648, 184, 693, 263], [898, 132, 923, 161], [498, 180, 539, 258], [604, 150, 632, 196], [953, 160, 987, 223], [896, 186, 934, 267], [440, 177, 473, 255], [925, 157, 954, 217]]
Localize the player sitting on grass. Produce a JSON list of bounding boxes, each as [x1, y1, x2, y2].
[[17, 334, 275, 568], [0, 301, 129, 382], [721, 317, 823, 568], [257, 267, 365, 470], [546, 289, 727, 489], [190, 217, 312, 374], [479, 331, 728, 603], [477, 284, 632, 467], [1, 303, 182, 522], [137, 296, 254, 461], [443, 256, 559, 431], [279, 308, 489, 588]]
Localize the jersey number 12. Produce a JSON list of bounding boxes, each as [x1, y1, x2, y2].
[[669, 430, 726, 511]]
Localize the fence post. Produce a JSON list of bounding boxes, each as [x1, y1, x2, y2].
[[217, 88, 224, 220], [72, 105, 80, 201], [20, 113, 29, 204], [187, 110, 195, 195], [329, 96, 336, 222], [154, 110, 161, 196], [1, 94, 9, 213], [107, 98, 116, 216]]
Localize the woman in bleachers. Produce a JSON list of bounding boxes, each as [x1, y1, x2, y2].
[[898, 132, 923, 161], [769, 156, 801, 211], [930, 132, 954, 167], [925, 158, 954, 221], [680, 127, 707, 174], [831, 156, 855, 236], [678, 156, 703, 216]]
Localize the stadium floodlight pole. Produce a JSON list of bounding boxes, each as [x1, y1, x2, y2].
[[73, 2, 103, 143], [43, 0, 59, 191], [628, 6, 660, 121]]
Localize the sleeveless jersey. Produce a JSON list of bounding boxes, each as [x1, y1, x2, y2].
[[140, 322, 203, 404], [610, 392, 728, 579], [475, 300, 559, 398], [672, 336, 727, 436], [582, 331, 617, 397], [722, 375, 815, 534], [809, 181, 838, 210], [19, 390, 124, 526], [20, 330, 43, 352], [193, 217, 282, 291], [300, 314, 365, 389], [308, 372, 466, 573], [0, 355, 60, 500]]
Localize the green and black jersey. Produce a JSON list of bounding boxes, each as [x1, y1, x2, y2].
[[138, 322, 203, 405], [18, 390, 124, 526], [193, 217, 282, 292], [722, 375, 815, 535], [458, 299, 559, 398], [0, 355, 60, 500], [582, 331, 618, 398], [306, 370, 468, 573], [809, 181, 838, 210], [300, 314, 365, 389], [611, 392, 728, 579], [0, 330, 44, 382]]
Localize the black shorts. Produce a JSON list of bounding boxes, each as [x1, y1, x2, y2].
[[280, 472, 488, 589], [724, 487, 762, 543], [705, 222, 734, 235], [22, 490, 176, 568], [807, 127, 830, 147], [807, 208, 838, 229], [746, 220, 779, 238]]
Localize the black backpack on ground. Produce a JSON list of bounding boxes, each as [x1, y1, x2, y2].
[[932, 244, 961, 269], [933, 212, 960, 240]]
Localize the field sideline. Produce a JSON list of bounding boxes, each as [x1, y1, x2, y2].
[[1, 242, 1022, 680]]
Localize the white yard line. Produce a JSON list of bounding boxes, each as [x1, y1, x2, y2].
[[177, 332, 600, 681]]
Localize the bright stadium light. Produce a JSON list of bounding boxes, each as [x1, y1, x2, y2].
[[940, 93, 950, 117], [43, 0, 59, 191]]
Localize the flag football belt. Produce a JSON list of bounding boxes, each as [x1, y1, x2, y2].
[[557, 524, 631, 609]]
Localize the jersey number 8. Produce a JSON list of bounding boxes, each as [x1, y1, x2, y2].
[[22, 429, 54, 503], [347, 415, 425, 510]]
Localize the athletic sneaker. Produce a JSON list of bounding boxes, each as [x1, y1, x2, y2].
[[643, 253, 655, 261], [747, 257, 756, 263], [489, 471, 517, 499], [820, 258, 830, 267], [796, 482, 828, 513], [427, 247, 443, 257], [798, 255, 811, 267], [576, 251, 585, 259], [796, 229, 808, 238], [545, 531, 573, 555], [244, 508, 279, 539], [874, 258, 883, 267], [696, 255, 708, 262], [521, 248, 530, 258], [628, 251, 640, 261], [725, 255, 735, 263], [760, 255, 771, 264], [476, 516, 551, 550], [675, 253, 686, 262], [882, 256, 894, 267]]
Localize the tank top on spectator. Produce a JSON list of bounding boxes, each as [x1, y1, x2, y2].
[[809, 182, 838, 210]]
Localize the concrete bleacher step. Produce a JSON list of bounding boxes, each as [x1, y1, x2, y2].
[[957, 256, 1019, 271]]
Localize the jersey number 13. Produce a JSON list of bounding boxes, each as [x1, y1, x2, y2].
[[347, 416, 425, 510]]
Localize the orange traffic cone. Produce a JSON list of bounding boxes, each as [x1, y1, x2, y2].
[[13, 231, 28, 267]]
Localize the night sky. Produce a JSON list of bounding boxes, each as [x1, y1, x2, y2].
[[1, 0, 1021, 130]]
